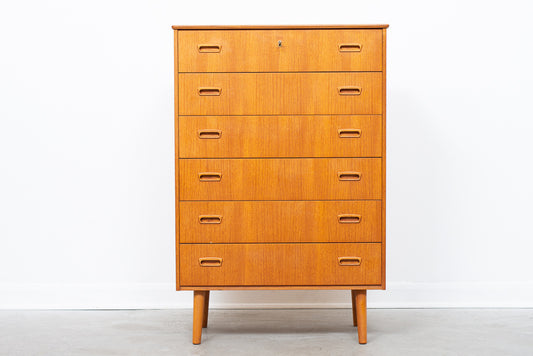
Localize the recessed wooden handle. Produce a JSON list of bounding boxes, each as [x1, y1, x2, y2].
[[338, 86, 362, 96], [198, 129, 222, 139], [199, 257, 223, 267], [338, 129, 361, 138], [338, 257, 361, 266], [198, 44, 221, 53], [198, 215, 222, 224], [339, 43, 362, 52], [338, 214, 362, 224], [198, 87, 222, 96], [198, 172, 222, 182], [338, 172, 361, 181]]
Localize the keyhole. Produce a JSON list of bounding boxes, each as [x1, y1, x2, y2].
[[278, 40, 282, 47]]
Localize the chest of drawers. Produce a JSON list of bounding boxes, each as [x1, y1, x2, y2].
[[173, 24, 388, 345]]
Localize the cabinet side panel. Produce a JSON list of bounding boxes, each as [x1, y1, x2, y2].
[[381, 28, 387, 290], [174, 29, 180, 290]]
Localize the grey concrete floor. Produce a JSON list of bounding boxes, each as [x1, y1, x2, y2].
[[0, 309, 532, 356]]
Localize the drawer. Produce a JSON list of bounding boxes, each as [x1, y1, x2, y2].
[[179, 158, 381, 200], [178, 29, 382, 72], [178, 73, 382, 115], [180, 201, 381, 243], [178, 115, 382, 158], [180, 243, 381, 286]]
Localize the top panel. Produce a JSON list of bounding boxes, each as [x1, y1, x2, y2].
[[178, 29, 383, 72], [173, 24, 389, 30]]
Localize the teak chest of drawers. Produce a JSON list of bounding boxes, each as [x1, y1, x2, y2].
[[173, 24, 388, 345]]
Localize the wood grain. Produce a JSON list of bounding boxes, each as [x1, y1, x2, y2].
[[178, 72, 382, 115], [172, 25, 389, 30], [381, 28, 387, 290], [351, 290, 358, 326], [355, 290, 367, 344], [180, 201, 381, 243], [175, 26, 387, 293], [178, 30, 382, 72], [192, 290, 207, 344], [179, 158, 382, 200], [174, 30, 180, 290], [178, 115, 382, 158], [180, 243, 381, 286], [202, 291, 210, 328], [180, 286, 382, 290]]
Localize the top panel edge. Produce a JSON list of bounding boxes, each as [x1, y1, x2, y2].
[[172, 24, 389, 30]]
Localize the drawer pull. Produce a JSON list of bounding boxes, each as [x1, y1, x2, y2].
[[198, 172, 222, 182], [197, 44, 221, 53], [339, 43, 362, 52], [338, 257, 361, 266], [198, 87, 222, 96], [338, 86, 362, 96], [198, 129, 222, 139], [338, 172, 361, 181], [199, 257, 223, 267], [198, 215, 222, 224], [338, 214, 362, 224], [338, 129, 361, 138]]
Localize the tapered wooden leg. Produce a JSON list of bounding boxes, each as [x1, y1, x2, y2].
[[202, 291, 210, 328], [351, 290, 357, 327], [193, 291, 207, 345], [355, 290, 367, 344]]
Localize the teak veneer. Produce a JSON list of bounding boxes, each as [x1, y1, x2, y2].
[[173, 24, 388, 345]]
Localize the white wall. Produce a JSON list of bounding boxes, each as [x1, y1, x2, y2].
[[1, 0, 532, 309]]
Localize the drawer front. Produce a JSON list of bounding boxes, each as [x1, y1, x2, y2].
[[178, 29, 382, 72], [179, 158, 381, 200], [178, 115, 382, 158], [178, 73, 382, 115], [180, 201, 381, 243], [180, 243, 381, 286]]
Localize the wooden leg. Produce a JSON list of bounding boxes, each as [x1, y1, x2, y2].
[[193, 291, 207, 345], [202, 291, 210, 328], [355, 290, 367, 344], [351, 290, 357, 327]]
